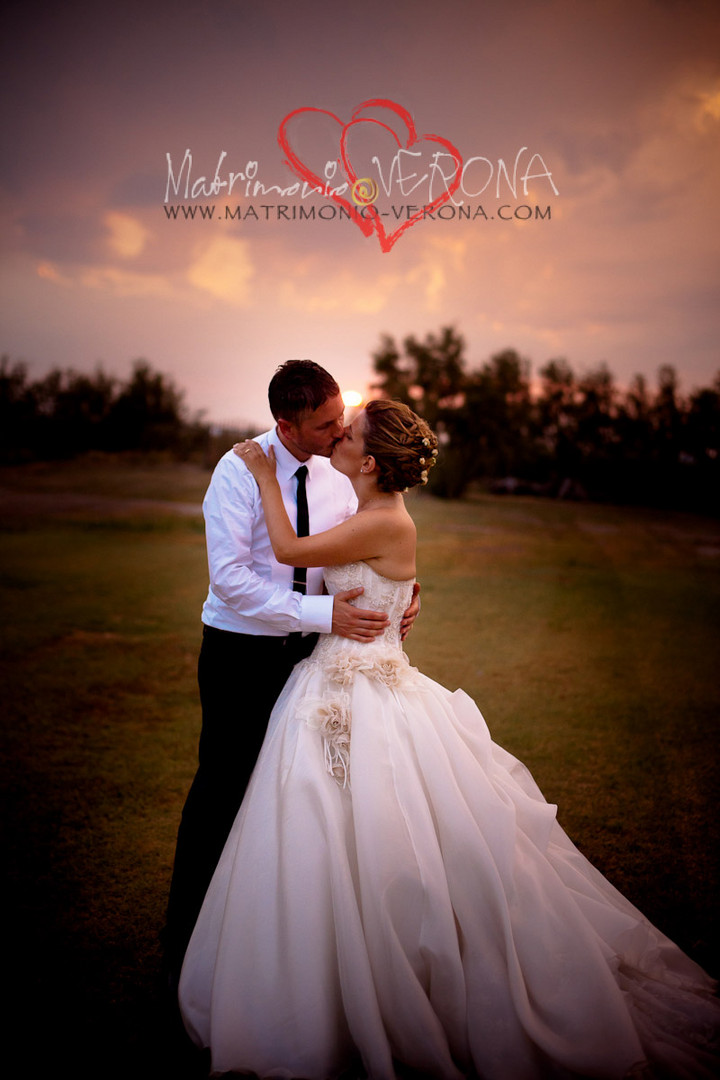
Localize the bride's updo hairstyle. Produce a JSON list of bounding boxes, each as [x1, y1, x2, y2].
[[362, 399, 439, 493]]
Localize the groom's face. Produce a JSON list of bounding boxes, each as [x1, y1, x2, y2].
[[279, 393, 346, 460]]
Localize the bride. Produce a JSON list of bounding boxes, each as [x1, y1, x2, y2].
[[179, 399, 719, 1079]]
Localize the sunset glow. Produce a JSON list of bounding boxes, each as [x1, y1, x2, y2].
[[1, 1, 718, 428]]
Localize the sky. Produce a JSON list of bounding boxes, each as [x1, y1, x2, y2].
[[2, 0, 719, 429]]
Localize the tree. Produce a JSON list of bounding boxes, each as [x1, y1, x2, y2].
[[0, 358, 206, 462], [106, 360, 186, 451], [0, 358, 35, 462], [652, 365, 684, 464], [372, 326, 466, 420], [460, 349, 534, 479], [33, 367, 117, 457], [371, 334, 413, 406], [371, 327, 471, 495], [400, 326, 466, 427], [371, 333, 538, 497]]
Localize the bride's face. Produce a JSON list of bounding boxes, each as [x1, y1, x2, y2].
[[331, 410, 370, 479]]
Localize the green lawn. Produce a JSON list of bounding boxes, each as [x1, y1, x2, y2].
[[1, 457, 718, 1078]]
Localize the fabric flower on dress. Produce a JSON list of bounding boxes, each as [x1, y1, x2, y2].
[[298, 694, 352, 788], [301, 647, 422, 788], [356, 653, 409, 687], [323, 655, 360, 687], [324, 650, 420, 690]]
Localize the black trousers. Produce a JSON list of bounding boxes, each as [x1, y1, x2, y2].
[[163, 625, 317, 982]]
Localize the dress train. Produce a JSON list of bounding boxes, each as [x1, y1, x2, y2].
[[179, 562, 720, 1079]]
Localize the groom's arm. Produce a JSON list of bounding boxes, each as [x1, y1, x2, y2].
[[205, 453, 388, 640], [205, 452, 332, 634]]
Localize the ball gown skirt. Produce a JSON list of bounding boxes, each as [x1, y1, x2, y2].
[[179, 562, 720, 1079]]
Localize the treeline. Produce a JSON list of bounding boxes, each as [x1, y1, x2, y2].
[[3, 339, 719, 513], [0, 357, 246, 465], [372, 328, 720, 513]]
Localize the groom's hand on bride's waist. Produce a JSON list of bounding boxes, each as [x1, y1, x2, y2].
[[332, 588, 390, 642], [400, 582, 421, 642]]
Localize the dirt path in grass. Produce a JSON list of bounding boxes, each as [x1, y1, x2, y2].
[[2, 487, 719, 557], [0, 488, 202, 518]]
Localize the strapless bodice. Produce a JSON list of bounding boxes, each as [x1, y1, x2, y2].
[[322, 562, 415, 650], [299, 562, 417, 682]]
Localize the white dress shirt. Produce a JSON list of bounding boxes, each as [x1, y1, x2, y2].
[[201, 427, 357, 635]]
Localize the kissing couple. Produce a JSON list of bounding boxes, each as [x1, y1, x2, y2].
[[167, 360, 719, 1079]]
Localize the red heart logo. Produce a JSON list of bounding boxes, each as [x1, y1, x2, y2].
[[278, 107, 375, 240], [278, 99, 463, 253]]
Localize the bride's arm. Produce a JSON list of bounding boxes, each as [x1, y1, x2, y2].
[[234, 441, 400, 568]]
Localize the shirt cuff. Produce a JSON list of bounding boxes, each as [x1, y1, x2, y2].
[[299, 593, 334, 635]]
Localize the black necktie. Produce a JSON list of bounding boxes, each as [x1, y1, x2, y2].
[[293, 465, 309, 594]]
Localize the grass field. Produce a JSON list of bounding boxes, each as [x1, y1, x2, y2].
[[1, 456, 718, 1079]]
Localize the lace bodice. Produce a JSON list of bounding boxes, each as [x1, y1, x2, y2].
[[318, 561, 415, 655]]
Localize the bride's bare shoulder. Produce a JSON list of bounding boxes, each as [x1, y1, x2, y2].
[[365, 502, 415, 534]]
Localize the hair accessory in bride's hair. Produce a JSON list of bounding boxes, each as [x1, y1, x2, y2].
[[417, 436, 438, 485], [362, 399, 440, 492]]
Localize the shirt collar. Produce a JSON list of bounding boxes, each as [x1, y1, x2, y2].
[[269, 427, 318, 481]]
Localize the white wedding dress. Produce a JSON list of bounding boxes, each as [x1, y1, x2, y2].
[[179, 562, 720, 1079]]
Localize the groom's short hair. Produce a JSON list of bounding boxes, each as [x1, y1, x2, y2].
[[269, 360, 340, 422]]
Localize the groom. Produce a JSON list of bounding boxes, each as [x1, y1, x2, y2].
[[164, 360, 419, 986]]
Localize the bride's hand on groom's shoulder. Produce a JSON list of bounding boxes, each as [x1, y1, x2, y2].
[[233, 440, 277, 482]]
